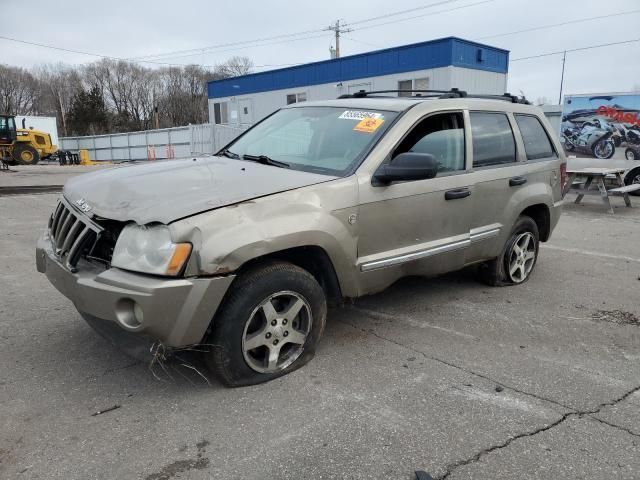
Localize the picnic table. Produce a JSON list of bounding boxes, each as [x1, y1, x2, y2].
[[562, 167, 639, 214]]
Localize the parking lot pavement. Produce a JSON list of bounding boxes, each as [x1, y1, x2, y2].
[[1, 193, 639, 480], [0, 164, 113, 188]]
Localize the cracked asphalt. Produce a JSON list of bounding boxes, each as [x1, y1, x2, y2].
[[1, 172, 639, 479]]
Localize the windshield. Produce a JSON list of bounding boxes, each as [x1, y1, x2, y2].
[[222, 106, 398, 176]]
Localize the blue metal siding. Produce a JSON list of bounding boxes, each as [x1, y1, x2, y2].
[[208, 37, 508, 99], [451, 39, 509, 73]]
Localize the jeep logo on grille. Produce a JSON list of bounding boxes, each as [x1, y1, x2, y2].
[[75, 198, 92, 213]]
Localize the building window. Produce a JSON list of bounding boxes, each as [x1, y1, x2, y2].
[[398, 78, 431, 96], [213, 102, 229, 124], [286, 92, 307, 105], [414, 77, 429, 90], [398, 80, 412, 96]]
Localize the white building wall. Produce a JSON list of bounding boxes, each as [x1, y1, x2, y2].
[[15, 115, 59, 146], [209, 66, 506, 126]]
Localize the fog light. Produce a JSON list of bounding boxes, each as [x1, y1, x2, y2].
[[115, 298, 144, 330]]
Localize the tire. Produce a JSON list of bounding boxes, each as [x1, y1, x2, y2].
[[624, 167, 640, 196], [12, 144, 40, 165], [205, 261, 327, 387], [478, 215, 540, 287], [591, 139, 615, 159], [625, 148, 638, 161]]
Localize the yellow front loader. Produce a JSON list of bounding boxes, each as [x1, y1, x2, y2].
[[0, 115, 58, 165]]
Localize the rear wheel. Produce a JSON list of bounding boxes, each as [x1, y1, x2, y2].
[[12, 144, 40, 165], [205, 261, 327, 387], [478, 215, 540, 286]]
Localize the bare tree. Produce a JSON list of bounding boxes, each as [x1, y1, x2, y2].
[[220, 56, 254, 77], [1, 54, 247, 134], [0, 65, 40, 115], [35, 64, 82, 136]]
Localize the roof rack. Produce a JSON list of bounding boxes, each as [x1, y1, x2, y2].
[[337, 88, 531, 104]]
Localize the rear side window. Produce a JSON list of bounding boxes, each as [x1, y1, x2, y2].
[[515, 115, 556, 160], [470, 112, 516, 167]]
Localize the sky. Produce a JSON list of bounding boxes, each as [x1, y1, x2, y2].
[[2, 0, 640, 104]]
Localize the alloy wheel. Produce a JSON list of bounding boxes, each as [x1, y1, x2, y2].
[[242, 291, 312, 373], [507, 232, 536, 283]]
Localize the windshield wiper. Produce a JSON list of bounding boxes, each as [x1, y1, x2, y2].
[[217, 148, 240, 159], [242, 154, 290, 169]]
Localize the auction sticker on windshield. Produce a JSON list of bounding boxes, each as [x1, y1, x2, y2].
[[339, 110, 384, 120], [353, 117, 385, 133]]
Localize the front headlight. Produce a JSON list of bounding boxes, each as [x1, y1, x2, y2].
[[111, 224, 192, 276]]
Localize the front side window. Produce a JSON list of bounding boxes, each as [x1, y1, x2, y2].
[[393, 112, 465, 173], [515, 115, 556, 160], [223, 107, 398, 176], [470, 112, 517, 167]]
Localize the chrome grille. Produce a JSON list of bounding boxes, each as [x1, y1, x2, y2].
[[48, 199, 102, 272]]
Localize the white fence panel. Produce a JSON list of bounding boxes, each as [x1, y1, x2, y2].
[[59, 123, 247, 162], [94, 136, 111, 149], [111, 134, 128, 148]]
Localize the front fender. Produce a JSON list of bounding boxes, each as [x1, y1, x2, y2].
[[171, 178, 360, 297]]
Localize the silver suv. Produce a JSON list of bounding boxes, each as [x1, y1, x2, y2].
[[36, 91, 565, 386]]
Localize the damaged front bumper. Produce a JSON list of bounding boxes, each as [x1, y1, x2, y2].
[[36, 230, 235, 348]]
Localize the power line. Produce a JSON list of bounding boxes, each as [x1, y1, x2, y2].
[[129, 28, 326, 61], [346, 0, 461, 26], [342, 35, 384, 49], [510, 38, 640, 62], [348, 0, 494, 32], [126, 0, 491, 62], [0, 34, 301, 69], [475, 9, 640, 41], [128, 32, 331, 63]]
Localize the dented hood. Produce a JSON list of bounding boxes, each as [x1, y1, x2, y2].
[[63, 157, 336, 224]]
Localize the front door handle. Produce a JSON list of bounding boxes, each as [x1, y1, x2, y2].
[[509, 176, 527, 187], [444, 188, 471, 200]]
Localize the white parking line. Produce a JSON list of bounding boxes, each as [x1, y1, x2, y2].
[[542, 244, 640, 263]]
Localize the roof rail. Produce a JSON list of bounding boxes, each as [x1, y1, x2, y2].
[[337, 88, 530, 104]]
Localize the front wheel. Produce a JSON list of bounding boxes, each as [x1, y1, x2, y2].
[[625, 148, 639, 161], [592, 140, 615, 159], [12, 144, 40, 165], [205, 261, 327, 387], [478, 215, 540, 286]]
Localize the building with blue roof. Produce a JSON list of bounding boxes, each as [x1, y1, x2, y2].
[[208, 37, 509, 125]]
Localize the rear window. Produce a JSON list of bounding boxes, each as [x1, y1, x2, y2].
[[470, 112, 517, 167], [515, 115, 556, 160]]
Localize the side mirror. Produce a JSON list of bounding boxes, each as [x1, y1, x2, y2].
[[373, 152, 438, 185]]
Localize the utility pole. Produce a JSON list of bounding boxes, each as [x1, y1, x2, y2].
[[558, 50, 567, 106], [325, 19, 352, 58]]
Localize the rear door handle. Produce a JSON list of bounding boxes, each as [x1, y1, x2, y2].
[[444, 188, 471, 200], [509, 176, 527, 187]]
